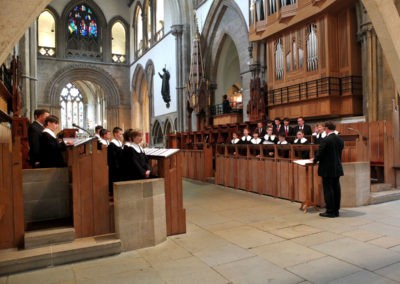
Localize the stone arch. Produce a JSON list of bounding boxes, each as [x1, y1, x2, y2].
[[152, 119, 163, 145], [202, 0, 249, 81], [45, 63, 121, 128], [131, 64, 150, 136], [201, 0, 250, 118], [164, 118, 173, 135]]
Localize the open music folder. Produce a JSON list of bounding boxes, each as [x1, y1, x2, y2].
[[293, 159, 314, 166]]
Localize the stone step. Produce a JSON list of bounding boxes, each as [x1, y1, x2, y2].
[[24, 227, 75, 249], [370, 183, 393, 192], [369, 189, 400, 205], [0, 234, 121, 276]]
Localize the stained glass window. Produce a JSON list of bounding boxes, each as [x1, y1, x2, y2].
[[60, 83, 84, 129], [68, 5, 97, 38]]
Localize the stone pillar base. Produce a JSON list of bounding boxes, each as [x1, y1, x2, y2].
[[114, 178, 166, 251], [341, 162, 370, 207]]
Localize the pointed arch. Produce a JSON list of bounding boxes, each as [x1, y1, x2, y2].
[[131, 64, 150, 135], [201, 0, 249, 82]]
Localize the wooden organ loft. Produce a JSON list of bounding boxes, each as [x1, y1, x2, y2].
[[249, 0, 362, 121]]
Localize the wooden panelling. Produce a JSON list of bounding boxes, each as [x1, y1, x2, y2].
[[0, 133, 24, 249], [67, 140, 110, 238], [148, 152, 186, 236]]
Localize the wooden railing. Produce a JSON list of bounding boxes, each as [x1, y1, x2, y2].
[[215, 144, 324, 205], [267, 76, 362, 106]]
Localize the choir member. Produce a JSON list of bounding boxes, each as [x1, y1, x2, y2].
[[293, 116, 312, 135], [28, 109, 49, 168], [94, 125, 103, 139], [39, 115, 73, 168], [313, 122, 326, 144], [240, 128, 252, 144], [263, 127, 278, 144], [254, 121, 266, 138], [231, 132, 240, 144], [283, 117, 294, 137], [293, 130, 310, 159], [107, 127, 124, 196], [121, 129, 151, 180], [277, 133, 290, 158], [273, 117, 285, 136]]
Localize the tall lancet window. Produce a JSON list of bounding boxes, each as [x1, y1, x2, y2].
[[268, 0, 277, 15], [306, 24, 318, 71], [135, 6, 144, 57], [275, 38, 284, 80], [111, 22, 126, 63], [60, 83, 84, 129], [156, 0, 164, 40], [146, 1, 152, 46], [256, 0, 265, 21], [38, 11, 56, 56]]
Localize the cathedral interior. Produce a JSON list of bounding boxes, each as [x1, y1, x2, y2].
[[2, 0, 400, 281]]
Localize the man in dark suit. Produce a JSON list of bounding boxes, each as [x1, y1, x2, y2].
[[283, 117, 294, 137], [313, 121, 344, 218], [273, 117, 285, 136], [28, 109, 49, 168], [293, 116, 312, 136], [254, 121, 266, 138]]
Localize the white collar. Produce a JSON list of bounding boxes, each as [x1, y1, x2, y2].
[[251, 138, 262, 144], [43, 128, 57, 139], [99, 138, 109, 145], [264, 134, 276, 140], [278, 140, 288, 144], [294, 137, 307, 143], [231, 138, 240, 144], [241, 135, 251, 141], [126, 142, 144, 153], [110, 139, 123, 147]]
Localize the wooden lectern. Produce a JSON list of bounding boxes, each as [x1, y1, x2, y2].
[[66, 138, 111, 237], [144, 148, 186, 236], [294, 159, 319, 213]]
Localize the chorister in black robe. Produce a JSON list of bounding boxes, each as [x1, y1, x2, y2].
[[107, 139, 124, 196], [121, 142, 151, 181]]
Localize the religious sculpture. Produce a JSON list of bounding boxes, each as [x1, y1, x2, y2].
[[158, 68, 171, 108]]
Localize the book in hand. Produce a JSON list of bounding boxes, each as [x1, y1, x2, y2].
[[293, 159, 314, 166]]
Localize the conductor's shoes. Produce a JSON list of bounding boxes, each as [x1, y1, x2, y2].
[[319, 212, 336, 218]]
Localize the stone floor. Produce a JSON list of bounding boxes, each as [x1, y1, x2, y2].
[[2, 179, 400, 283]]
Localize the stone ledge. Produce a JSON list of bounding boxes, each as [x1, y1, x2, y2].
[[0, 234, 121, 276]]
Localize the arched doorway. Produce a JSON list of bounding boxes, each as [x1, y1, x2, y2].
[[215, 35, 242, 107], [45, 64, 121, 131], [132, 65, 151, 143]]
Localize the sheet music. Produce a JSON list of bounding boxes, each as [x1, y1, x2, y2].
[[144, 148, 180, 157], [293, 159, 314, 166]]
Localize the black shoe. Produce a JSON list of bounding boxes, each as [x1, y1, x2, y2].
[[319, 212, 336, 218], [334, 211, 339, 217]]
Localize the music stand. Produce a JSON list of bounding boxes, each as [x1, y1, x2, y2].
[[293, 159, 319, 213]]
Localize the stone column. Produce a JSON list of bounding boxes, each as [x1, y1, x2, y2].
[[360, 22, 378, 121], [19, 22, 38, 120], [171, 25, 185, 131]]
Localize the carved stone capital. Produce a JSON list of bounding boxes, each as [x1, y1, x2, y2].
[[171, 25, 184, 37]]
